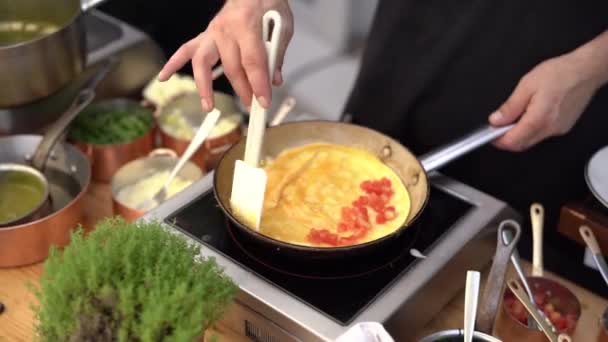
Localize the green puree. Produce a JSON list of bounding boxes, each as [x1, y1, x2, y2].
[[0, 21, 59, 46], [69, 105, 154, 145], [0, 171, 46, 224]]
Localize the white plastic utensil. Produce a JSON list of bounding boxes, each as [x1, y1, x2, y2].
[[464, 270, 481, 342], [137, 108, 221, 210], [580, 225, 608, 286], [270, 96, 296, 127], [230, 10, 282, 230], [531, 203, 545, 277]]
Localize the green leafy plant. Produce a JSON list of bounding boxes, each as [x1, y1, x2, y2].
[[32, 218, 238, 342]]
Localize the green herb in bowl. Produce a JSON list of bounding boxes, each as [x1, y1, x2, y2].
[[69, 99, 154, 145]]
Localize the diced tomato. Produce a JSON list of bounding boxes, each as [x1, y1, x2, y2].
[[360, 180, 373, 192], [337, 222, 349, 232], [376, 212, 387, 224], [534, 293, 546, 306], [384, 189, 395, 198], [307, 228, 338, 246], [384, 206, 397, 220], [380, 177, 391, 187]]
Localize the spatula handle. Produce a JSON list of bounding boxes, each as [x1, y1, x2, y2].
[[531, 203, 544, 277], [243, 11, 283, 167]]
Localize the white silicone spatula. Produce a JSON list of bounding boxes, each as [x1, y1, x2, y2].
[[230, 10, 282, 230]]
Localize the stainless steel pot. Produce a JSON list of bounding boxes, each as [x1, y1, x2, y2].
[[0, 0, 106, 108], [419, 329, 502, 342]]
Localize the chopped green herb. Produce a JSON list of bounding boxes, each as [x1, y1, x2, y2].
[[69, 101, 154, 145]]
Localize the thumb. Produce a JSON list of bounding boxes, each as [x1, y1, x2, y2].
[[489, 81, 533, 126]]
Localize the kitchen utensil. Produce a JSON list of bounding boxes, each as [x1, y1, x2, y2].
[[111, 149, 203, 221], [71, 98, 156, 182], [476, 220, 521, 334], [269, 96, 296, 127], [0, 57, 113, 227], [501, 225, 543, 330], [30, 56, 117, 171], [0, 135, 90, 267], [215, 121, 514, 260], [157, 91, 242, 171], [0, 0, 108, 107], [230, 10, 282, 230], [531, 203, 544, 277], [579, 225, 608, 285], [138, 109, 220, 210], [497, 277, 580, 340], [586, 144, 608, 208], [464, 270, 481, 342], [507, 280, 572, 342]]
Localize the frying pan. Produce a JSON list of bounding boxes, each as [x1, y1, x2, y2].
[[214, 121, 513, 260]]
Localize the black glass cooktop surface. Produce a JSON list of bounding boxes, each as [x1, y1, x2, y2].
[[165, 185, 473, 325]]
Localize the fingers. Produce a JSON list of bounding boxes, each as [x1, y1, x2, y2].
[[215, 37, 253, 108], [489, 80, 533, 126], [191, 37, 220, 112], [493, 95, 554, 151], [239, 30, 272, 108], [158, 37, 200, 81]]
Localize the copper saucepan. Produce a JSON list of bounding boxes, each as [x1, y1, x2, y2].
[[0, 135, 91, 267], [214, 121, 514, 261]]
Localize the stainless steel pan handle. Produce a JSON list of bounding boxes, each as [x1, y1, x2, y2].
[[81, 0, 109, 12], [419, 124, 515, 172]]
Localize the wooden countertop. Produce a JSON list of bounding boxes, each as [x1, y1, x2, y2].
[[1, 184, 607, 341]]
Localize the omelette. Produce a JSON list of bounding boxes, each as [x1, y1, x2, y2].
[[257, 143, 411, 247]]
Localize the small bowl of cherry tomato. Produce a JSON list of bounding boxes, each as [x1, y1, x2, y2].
[[495, 277, 581, 341]]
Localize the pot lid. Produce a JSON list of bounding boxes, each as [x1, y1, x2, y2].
[[585, 145, 608, 208]]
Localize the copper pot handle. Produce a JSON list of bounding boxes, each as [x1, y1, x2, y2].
[[148, 148, 178, 158]]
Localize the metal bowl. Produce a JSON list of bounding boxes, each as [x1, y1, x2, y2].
[[110, 148, 202, 221], [156, 91, 243, 171], [419, 329, 502, 342]]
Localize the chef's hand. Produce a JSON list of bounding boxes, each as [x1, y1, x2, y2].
[[157, 0, 293, 112], [488, 52, 604, 152]]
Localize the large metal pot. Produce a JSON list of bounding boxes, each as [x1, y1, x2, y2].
[[0, 0, 106, 108], [0, 135, 91, 267]]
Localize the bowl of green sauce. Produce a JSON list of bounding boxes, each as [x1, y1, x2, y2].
[[68, 99, 156, 182], [0, 163, 50, 227]]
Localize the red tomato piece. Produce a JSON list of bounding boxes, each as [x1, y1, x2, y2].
[[384, 206, 397, 220], [376, 212, 387, 224], [533, 293, 546, 306], [337, 222, 349, 232], [360, 180, 373, 192], [380, 177, 391, 187], [307, 228, 338, 246]]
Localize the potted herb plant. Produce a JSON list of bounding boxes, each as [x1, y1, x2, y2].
[[31, 218, 237, 341]]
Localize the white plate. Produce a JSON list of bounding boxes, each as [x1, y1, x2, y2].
[[585, 145, 608, 208]]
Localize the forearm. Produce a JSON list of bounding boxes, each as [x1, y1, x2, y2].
[[570, 30, 608, 89]]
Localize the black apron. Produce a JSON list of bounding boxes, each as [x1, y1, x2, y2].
[[344, 0, 608, 294]]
